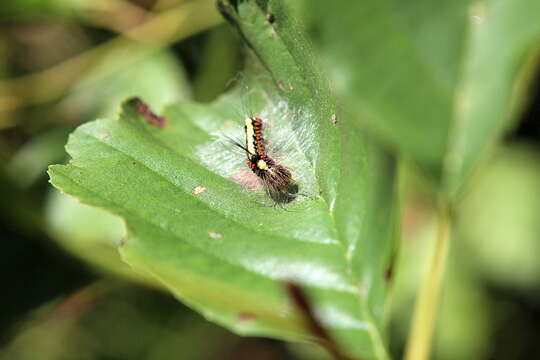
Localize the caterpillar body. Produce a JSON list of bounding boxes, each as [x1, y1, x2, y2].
[[234, 117, 299, 203]]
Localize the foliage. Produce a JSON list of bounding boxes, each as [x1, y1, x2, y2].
[[1, 0, 539, 359], [48, 1, 398, 358]]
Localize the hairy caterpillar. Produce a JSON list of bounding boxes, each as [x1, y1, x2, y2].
[[231, 117, 299, 203], [196, 96, 318, 206]]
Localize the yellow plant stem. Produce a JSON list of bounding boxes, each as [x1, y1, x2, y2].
[[404, 201, 451, 360]]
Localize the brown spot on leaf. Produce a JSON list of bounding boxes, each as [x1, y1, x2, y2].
[[131, 161, 136, 165], [237, 312, 255, 323], [331, 114, 338, 125], [192, 185, 207, 195], [385, 259, 395, 282], [134, 97, 166, 128]]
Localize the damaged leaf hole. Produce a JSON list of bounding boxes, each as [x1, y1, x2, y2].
[[134, 97, 166, 128]]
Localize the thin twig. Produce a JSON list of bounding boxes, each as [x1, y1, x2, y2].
[[404, 201, 451, 360], [76, 0, 153, 33]]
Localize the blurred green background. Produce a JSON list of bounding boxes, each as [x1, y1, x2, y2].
[[1, 1, 539, 359]]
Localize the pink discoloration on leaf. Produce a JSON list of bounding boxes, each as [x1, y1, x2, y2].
[[230, 169, 261, 190]]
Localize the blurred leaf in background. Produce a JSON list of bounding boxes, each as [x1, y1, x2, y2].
[[457, 144, 540, 290], [303, 0, 540, 196], [390, 142, 540, 360], [1, 282, 241, 360], [297, 1, 540, 359]]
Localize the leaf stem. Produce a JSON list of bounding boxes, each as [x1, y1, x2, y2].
[[404, 200, 451, 360]]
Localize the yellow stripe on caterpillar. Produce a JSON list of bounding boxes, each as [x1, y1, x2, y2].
[[244, 118, 256, 155]]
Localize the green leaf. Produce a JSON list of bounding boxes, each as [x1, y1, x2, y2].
[[442, 0, 540, 195], [45, 50, 190, 284], [30, 3, 228, 288], [49, 1, 397, 358], [308, 0, 540, 196]]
